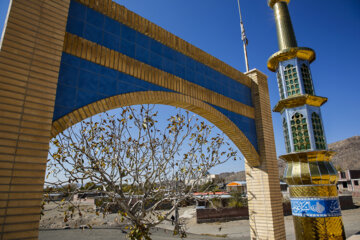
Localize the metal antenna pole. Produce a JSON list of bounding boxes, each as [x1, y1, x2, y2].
[[237, 0, 249, 72]]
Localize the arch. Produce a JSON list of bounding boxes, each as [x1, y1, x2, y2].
[[290, 112, 311, 151], [284, 64, 300, 97], [51, 91, 260, 166], [0, 0, 286, 238]]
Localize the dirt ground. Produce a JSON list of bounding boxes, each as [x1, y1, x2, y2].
[[40, 201, 360, 239]]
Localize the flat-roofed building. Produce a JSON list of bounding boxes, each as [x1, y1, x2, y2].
[[337, 170, 360, 197], [226, 181, 247, 194]]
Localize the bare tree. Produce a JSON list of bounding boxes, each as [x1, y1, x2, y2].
[[46, 105, 237, 239]]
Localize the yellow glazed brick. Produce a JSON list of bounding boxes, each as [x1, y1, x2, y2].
[[7, 177, 45, 185], [0, 215, 40, 225], [2, 222, 40, 233], [6, 199, 42, 208], [0, 110, 22, 121]]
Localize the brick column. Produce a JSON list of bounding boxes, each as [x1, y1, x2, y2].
[[0, 0, 70, 239], [245, 69, 286, 240]]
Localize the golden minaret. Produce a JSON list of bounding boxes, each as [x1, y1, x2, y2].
[[267, 0, 346, 239]]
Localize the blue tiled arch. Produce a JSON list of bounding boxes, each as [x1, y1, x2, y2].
[[54, 0, 258, 152]]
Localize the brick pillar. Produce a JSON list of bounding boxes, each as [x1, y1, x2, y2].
[[245, 69, 286, 240], [0, 0, 70, 239]]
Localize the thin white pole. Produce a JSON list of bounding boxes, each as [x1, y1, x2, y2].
[[237, 0, 249, 72]]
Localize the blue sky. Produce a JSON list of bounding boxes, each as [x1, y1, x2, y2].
[[1, 0, 359, 173]]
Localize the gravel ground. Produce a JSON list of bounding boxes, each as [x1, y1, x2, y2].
[[39, 202, 360, 240]]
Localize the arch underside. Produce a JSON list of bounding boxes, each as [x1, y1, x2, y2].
[[51, 91, 260, 166]]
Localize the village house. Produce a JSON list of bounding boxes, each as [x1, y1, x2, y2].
[[337, 170, 360, 197]]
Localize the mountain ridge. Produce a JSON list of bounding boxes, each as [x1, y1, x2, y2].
[[220, 136, 360, 181], [328, 136, 360, 171]]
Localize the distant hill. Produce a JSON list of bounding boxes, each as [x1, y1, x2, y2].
[[277, 136, 360, 177], [328, 136, 360, 171], [218, 171, 246, 182], [220, 136, 360, 181]]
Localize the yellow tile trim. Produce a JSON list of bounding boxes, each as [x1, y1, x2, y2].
[[63, 33, 255, 119], [51, 91, 260, 166], [279, 150, 336, 163], [281, 151, 338, 185], [293, 216, 345, 239], [289, 185, 338, 198], [267, 47, 316, 72], [75, 0, 251, 87], [273, 94, 327, 112]]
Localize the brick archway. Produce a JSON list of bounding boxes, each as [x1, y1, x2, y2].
[[51, 91, 260, 165], [0, 0, 286, 239]]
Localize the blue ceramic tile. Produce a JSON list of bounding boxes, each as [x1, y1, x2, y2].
[[143, 80, 159, 90], [195, 72, 204, 85], [98, 77, 117, 96], [129, 77, 160, 91], [203, 65, 209, 76], [194, 61, 202, 73], [162, 45, 175, 61], [208, 68, 216, 79], [64, 2, 256, 109], [135, 46, 149, 64], [211, 104, 258, 151], [151, 85, 171, 92], [162, 59, 174, 75], [61, 53, 81, 67], [78, 70, 98, 92], [121, 25, 136, 42], [68, 0, 86, 20], [117, 81, 142, 93], [200, 64, 207, 75], [58, 63, 79, 87], [67, 3, 254, 107], [80, 58, 102, 73], [129, 76, 146, 87], [76, 89, 100, 108], [185, 56, 196, 71], [100, 66, 118, 79], [149, 52, 162, 69], [150, 39, 163, 55], [103, 32, 120, 51], [52, 106, 73, 121], [177, 53, 186, 66], [55, 84, 77, 108], [174, 64, 185, 78], [135, 80, 150, 89], [120, 39, 135, 58], [185, 69, 196, 82], [135, 32, 150, 48], [86, 7, 104, 28], [66, 16, 84, 36], [118, 72, 132, 82], [55, 53, 176, 122], [104, 16, 121, 36], [84, 24, 103, 44]]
